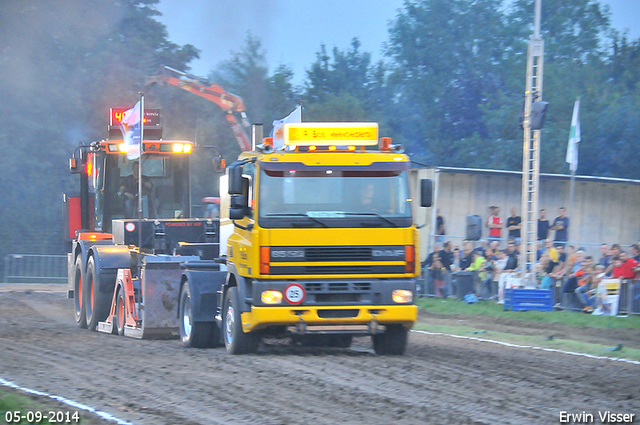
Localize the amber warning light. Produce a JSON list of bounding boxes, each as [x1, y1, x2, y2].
[[110, 108, 161, 127]]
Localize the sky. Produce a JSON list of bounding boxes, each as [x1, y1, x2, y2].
[[155, 0, 640, 85]]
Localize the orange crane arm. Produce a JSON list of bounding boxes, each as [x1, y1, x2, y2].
[[146, 66, 252, 151]]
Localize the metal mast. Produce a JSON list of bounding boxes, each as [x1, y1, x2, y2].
[[520, 0, 544, 283]]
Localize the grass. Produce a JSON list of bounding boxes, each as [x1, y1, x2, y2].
[[412, 322, 640, 362], [0, 387, 107, 424], [416, 297, 640, 329]]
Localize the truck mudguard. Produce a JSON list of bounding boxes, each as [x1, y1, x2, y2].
[[182, 263, 227, 322], [89, 245, 131, 293], [221, 262, 252, 313]]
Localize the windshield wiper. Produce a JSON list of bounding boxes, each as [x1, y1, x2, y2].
[[343, 212, 399, 227], [264, 213, 329, 227]]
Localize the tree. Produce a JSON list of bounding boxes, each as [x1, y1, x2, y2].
[[0, 0, 199, 264], [508, 0, 611, 64]]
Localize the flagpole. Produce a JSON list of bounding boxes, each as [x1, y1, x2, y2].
[[138, 92, 144, 252], [567, 96, 580, 216], [569, 168, 576, 215]]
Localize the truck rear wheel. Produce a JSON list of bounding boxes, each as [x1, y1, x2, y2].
[[223, 286, 259, 354], [73, 256, 87, 329], [83, 257, 111, 331], [179, 280, 219, 348], [372, 324, 408, 355]]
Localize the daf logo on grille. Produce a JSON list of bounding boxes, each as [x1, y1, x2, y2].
[[271, 250, 305, 258], [372, 249, 404, 257]]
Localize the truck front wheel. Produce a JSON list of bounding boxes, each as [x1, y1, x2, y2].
[[372, 324, 408, 355], [179, 280, 219, 348], [223, 286, 259, 354], [73, 256, 87, 329]]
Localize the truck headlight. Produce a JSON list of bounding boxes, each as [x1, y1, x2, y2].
[[261, 290, 283, 304], [392, 289, 413, 303]]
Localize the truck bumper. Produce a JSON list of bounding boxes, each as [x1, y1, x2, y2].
[[240, 304, 417, 333]]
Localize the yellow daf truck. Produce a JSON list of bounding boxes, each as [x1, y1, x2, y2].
[[216, 123, 432, 354]]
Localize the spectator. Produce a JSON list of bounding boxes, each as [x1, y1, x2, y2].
[[560, 245, 577, 276], [575, 263, 598, 311], [489, 240, 500, 252], [557, 244, 568, 265], [422, 244, 440, 269], [482, 248, 496, 297], [550, 207, 570, 247], [543, 239, 559, 263], [612, 252, 639, 280], [474, 239, 488, 255], [550, 245, 568, 282], [439, 241, 454, 296], [536, 240, 544, 261], [504, 242, 519, 271], [506, 207, 522, 242], [451, 246, 461, 271], [486, 206, 503, 245], [538, 209, 550, 241], [495, 250, 510, 304], [435, 209, 446, 244], [604, 244, 621, 276], [561, 251, 588, 294], [427, 252, 447, 297], [459, 240, 474, 270], [538, 251, 558, 289], [630, 244, 640, 263], [466, 250, 486, 296], [466, 250, 485, 272], [439, 242, 453, 271], [598, 244, 610, 267]]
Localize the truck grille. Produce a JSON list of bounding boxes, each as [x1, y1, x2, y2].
[[305, 282, 372, 292], [270, 265, 405, 275], [305, 247, 371, 262]]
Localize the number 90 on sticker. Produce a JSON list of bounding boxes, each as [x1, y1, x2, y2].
[[284, 284, 305, 305]]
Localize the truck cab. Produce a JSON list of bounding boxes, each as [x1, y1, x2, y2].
[[218, 123, 433, 354]]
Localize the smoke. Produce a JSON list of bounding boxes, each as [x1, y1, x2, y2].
[[0, 1, 122, 96]]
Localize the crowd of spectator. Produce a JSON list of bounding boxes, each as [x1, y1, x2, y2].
[[422, 205, 640, 312]]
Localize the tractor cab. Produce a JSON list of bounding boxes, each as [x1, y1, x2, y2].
[[64, 108, 196, 238], [82, 140, 193, 234]]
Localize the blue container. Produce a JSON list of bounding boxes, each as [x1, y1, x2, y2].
[[504, 288, 554, 311]]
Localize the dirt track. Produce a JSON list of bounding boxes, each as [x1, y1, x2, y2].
[[1, 288, 638, 424]]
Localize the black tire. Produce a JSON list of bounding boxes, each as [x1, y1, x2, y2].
[[73, 256, 87, 329], [372, 325, 408, 355], [114, 287, 126, 336], [83, 257, 111, 331], [179, 280, 219, 348], [223, 286, 259, 354]]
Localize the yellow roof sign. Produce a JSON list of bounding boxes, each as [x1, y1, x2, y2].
[[284, 122, 379, 146]]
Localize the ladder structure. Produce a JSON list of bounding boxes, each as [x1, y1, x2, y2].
[[519, 0, 544, 283]]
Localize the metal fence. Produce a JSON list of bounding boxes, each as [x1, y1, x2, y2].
[[3, 254, 68, 283]]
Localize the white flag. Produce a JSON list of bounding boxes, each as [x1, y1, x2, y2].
[[272, 105, 302, 149], [119, 100, 143, 160], [566, 98, 581, 172]]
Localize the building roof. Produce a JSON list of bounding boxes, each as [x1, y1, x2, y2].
[[434, 166, 640, 186]]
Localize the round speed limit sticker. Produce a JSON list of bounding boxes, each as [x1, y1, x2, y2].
[[284, 283, 305, 305]]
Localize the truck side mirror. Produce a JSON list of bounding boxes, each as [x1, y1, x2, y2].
[[228, 164, 243, 195], [229, 194, 247, 219], [420, 179, 433, 207], [229, 195, 247, 220]]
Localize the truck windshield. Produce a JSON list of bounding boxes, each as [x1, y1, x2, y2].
[[258, 168, 412, 228]]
